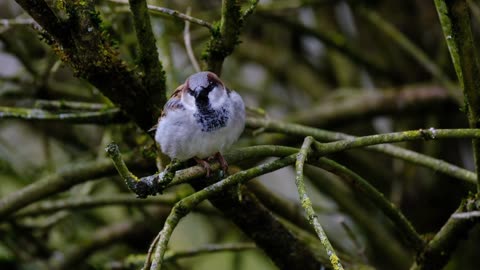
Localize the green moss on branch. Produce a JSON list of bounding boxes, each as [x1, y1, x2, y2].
[[296, 137, 344, 270], [434, 0, 480, 191], [127, 0, 167, 110], [247, 118, 477, 186]]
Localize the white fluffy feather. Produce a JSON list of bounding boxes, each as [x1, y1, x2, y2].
[[155, 73, 245, 161]]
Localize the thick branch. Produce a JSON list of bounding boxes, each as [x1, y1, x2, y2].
[[13, 0, 72, 46], [203, 0, 246, 74], [128, 0, 167, 109], [14, 0, 161, 132]]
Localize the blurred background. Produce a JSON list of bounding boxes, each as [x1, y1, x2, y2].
[[0, 0, 479, 269]]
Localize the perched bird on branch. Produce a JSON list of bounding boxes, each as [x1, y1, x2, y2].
[[154, 71, 245, 176]]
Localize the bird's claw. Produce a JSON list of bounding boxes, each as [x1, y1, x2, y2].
[[194, 157, 212, 177]]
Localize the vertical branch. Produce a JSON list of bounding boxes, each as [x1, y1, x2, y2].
[[128, 0, 167, 110], [434, 0, 480, 191], [203, 0, 257, 75], [295, 137, 344, 270]]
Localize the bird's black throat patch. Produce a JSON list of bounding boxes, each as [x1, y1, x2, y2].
[[194, 102, 229, 132]]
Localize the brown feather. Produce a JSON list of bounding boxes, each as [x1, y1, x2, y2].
[[160, 83, 186, 118]]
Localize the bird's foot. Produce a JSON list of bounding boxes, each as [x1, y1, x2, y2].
[[194, 157, 212, 177], [214, 152, 228, 174]]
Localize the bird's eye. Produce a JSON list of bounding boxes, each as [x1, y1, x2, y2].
[[206, 82, 215, 91], [188, 88, 195, 96]]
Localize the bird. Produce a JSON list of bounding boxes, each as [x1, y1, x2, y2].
[[154, 71, 245, 176]]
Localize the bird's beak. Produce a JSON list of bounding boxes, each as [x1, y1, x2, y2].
[[192, 88, 202, 98]]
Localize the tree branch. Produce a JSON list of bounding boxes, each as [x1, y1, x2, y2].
[[127, 0, 167, 110], [0, 106, 125, 124], [434, 0, 480, 191], [247, 118, 477, 186], [296, 137, 344, 269], [203, 0, 248, 74], [14, 0, 161, 132], [0, 156, 152, 220], [108, 0, 214, 31]]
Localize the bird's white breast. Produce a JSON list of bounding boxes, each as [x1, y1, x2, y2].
[[155, 91, 245, 161]]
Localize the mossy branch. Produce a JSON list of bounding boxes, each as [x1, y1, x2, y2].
[[247, 118, 477, 186], [13, 0, 160, 131], [434, 0, 480, 191], [296, 137, 344, 270], [13, 0, 73, 47], [127, 0, 167, 110], [203, 0, 258, 74]]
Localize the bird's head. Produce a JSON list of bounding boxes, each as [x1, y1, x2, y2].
[[181, 71, 228, 110]]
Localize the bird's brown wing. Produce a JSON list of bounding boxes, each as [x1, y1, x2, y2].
[[149, 84, 187, 132], [161, 83, 186, 117]]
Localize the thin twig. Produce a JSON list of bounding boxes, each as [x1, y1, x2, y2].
[[0, 106, 125, 124], [183, 7, 201, 73], [165, 243, 256, 261], [241, 0, 259, 21], [108, 0, 214, 31], [34, 100, 110, 111], [295, 137, 344, 270], [452, 211, 480, 219], [13, 193, 216, 218]]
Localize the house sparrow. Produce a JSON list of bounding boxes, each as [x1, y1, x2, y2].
[[154, 71, 245, 176]]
